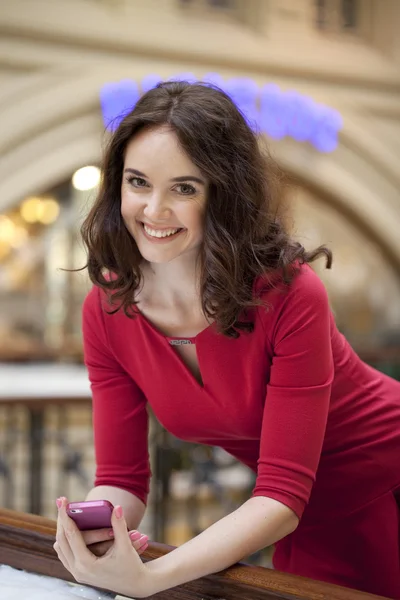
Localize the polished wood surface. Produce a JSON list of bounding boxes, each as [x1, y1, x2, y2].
[[0, 508, 389, 600]]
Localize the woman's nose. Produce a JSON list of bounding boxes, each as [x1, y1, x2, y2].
[[143, 194, 171, 220]]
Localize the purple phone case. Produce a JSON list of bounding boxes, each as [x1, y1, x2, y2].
[[67, 500, 114, 531]]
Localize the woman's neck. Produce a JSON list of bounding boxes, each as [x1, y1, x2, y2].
[[141, 252, 201, 309]]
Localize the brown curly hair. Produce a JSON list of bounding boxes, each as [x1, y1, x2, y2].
[[81, 80, 331, 338]]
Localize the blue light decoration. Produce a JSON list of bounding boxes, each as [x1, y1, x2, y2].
[[141, 74, 163, 94], [100, 79, 140, 132], [259, 83, 288, 140], [224, 77, 260, 131], [284, 90, 316, 143], [311, 104, 343, 153], [100, 74, 342, 152]]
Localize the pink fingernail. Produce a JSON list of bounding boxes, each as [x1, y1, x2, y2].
[[129, 531, 141, 541], [56, 498, 62, 509], [139, 534, 149, 543], [139, 542, 148, 552], [108, 529, 114, 537], [114, 505, 123, 519]]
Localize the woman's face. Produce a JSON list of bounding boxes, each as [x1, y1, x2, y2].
[[121, 125, 208, 265]]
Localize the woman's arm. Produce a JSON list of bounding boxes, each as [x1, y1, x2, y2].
[[85, 485, 146, 531], [82, 286, 151, 518], [145, 496, 298, 595]]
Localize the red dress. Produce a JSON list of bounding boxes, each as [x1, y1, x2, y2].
[[82, 265, 400, 597]]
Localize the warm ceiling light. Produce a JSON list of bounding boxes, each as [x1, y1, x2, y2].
[[0, 243, 10, 261], [37, 198, 60, 225], [0, 215, 16, 243], [20, 197, 42, 223], [10, 226, 28, 248], [72, 166, 101, 191]]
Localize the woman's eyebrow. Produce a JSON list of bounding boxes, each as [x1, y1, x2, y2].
[[170, 175, 206, 185], [124, 168, 147, 177], [124, 168, 205, 185]]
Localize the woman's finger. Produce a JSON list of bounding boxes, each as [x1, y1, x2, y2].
[[58, 498, 95, 567], [129, 531, 149, 554], [53, 541, 71, 572], [109, 505, 132, 554], [137, 541, 148, 555], [55, 501, 75, 567], [82, 528, 114, 546]]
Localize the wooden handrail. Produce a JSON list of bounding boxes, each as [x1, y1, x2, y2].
[[0, 508, 389, 600]]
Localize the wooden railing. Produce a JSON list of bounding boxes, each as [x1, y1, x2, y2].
[[0, 508, 390, 600]]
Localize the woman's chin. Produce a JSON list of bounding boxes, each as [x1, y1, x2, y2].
[[144, 255, 175, 265], [134, 237, 201, 265], [138, 247, 180, 264]]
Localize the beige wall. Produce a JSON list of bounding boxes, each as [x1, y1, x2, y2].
[[0, 0, 399, 265]]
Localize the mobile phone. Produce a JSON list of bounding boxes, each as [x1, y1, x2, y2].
[[67, 500, 114, 531]]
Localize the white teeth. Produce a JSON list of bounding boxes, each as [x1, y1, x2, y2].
[[143, 224, 180, 238]]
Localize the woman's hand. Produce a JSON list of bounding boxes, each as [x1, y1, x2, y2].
[[54, 497, 153, 598], [82, 526, 149, 557]]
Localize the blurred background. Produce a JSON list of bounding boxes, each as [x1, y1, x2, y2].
[[0, 0, 399, 566]]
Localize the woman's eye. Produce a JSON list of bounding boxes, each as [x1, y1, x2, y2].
[[176, 183, 196, 195], [128, 177, 147, 188]]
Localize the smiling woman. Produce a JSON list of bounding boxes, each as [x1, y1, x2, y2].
[[70, 81, 400, 599], [120, 127, 208, 264]]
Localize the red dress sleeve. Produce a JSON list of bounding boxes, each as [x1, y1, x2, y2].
[[82, 286, 151, 505], [252, 267, 334, 519]]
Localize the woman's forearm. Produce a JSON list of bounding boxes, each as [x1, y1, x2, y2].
[[146, 496, 298, 595], [85, 485, 146, 531]]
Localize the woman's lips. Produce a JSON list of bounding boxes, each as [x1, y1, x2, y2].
[[139, 221, 185, 243]]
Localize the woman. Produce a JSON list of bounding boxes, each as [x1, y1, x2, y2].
[[54, 81, 400, 598]]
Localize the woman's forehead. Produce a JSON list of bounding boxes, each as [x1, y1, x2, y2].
[[124, 126, 203, 179]]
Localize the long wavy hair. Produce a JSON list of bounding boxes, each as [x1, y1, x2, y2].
[[81, 80, 331, 338]]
